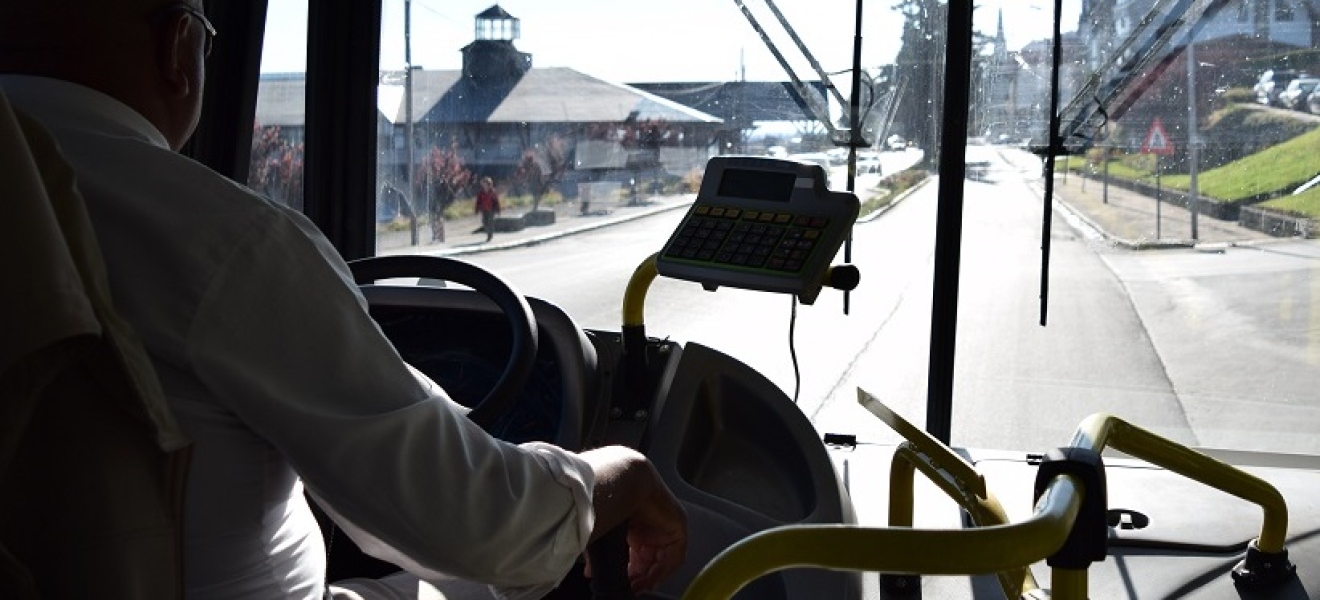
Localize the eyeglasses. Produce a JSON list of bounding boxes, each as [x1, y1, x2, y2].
[[163, 3, 217, 58]]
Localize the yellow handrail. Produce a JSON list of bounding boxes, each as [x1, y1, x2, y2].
[[1070, 413, 1289, 552], [868, 386, 1038, 598], [679, 474, 1083, 600], [622, 253, 659, 328], [676, 400, 1293, 600], [887, 443, 1039, 598]]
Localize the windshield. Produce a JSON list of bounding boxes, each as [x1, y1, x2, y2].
[[254, 0, 1319, 458]]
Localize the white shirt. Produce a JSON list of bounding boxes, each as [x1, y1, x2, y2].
[[1, 75, 595, 600]]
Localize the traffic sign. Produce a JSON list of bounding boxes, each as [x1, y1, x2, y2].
[[1141, 117, 1174, 155]]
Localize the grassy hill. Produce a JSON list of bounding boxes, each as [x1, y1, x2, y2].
[[1059, 105, 1320, 219], [1162, 126, 1320, 205]]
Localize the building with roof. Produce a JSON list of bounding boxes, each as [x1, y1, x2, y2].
[[253, 4, 727, 210], [377, 67, 723, 180]]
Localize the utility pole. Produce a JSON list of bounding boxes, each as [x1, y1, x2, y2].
[[1187, 39, 1200, 240], [405, 0, 418, 245]]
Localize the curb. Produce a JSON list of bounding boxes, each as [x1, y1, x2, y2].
[[1050, 195, 1194, 250], [429, 197, 695, 257], [857, 175, 932, 224]]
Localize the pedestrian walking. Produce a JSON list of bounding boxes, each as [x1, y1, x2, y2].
[[475, 176, 501, 242]]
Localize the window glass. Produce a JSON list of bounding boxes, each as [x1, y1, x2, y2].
[[250, 0, 308, 211], [247, 0, 1319, 457]]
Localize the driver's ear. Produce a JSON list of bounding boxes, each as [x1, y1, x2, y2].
[[154, 13, 194, 99]]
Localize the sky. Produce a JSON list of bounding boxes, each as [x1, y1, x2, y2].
[[261, 0, 1080, 83]]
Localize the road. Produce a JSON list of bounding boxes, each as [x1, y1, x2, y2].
[[459, 148, 1320, 456]]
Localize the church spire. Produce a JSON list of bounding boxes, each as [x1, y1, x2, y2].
[[996, 8, 1006, 46]]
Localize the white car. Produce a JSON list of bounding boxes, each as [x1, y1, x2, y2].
[[856, 155, 882, 175], [1278, 77, 1319, 111]]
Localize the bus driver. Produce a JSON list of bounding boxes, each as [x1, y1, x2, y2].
[[0, 1, 687, 598]]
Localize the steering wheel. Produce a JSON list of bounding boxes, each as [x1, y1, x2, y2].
[[348, 255, 538, 431], [351, 256, 635, 599]]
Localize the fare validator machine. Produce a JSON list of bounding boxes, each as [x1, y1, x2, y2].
[[655, 155, 860, 304], [621, 156, 865, 599]]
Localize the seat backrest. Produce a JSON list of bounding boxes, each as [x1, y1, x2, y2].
[[0, 90, 192, 599]]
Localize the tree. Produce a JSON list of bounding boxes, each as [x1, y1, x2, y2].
[[891, 0, 947, 168], [415, 143, 473, 241], [512, 133, 570, 211], [248, 123, 305, 210]]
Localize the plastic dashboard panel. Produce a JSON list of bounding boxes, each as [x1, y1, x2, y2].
[[645, 341, 864, 600]]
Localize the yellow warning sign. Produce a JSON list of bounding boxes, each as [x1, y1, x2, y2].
[[1141, 117, 1174, 155]]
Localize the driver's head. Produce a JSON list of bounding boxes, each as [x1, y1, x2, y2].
[[0, 0, 212, 150]]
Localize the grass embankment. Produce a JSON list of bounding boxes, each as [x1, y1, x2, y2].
[[1058, 122, 1320, 219], [860, 169, 929, 217], [1165, 127, 1320, 205]]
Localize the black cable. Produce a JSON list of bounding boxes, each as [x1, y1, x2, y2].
[[789, 295, 801, 404]]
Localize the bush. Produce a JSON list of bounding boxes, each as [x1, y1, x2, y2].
[[681, 167, 704, 193], [860, 168, 928, 217], [1212, 86, 1256, 110]]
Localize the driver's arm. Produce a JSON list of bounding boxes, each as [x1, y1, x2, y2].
[[187, 207, 595, 588]]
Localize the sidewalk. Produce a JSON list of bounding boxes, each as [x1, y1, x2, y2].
[[376, 193, 695, 257], [374, 167, 1276, 258], [1048, 171, 1271, 249]]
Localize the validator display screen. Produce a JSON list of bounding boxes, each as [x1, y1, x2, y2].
[[716, 168, 797, 203]]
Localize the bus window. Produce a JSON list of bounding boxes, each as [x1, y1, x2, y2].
[[227, 0, 1320, 484], [289, 0, 1320, 459], [250, 0, 308, 211], [7, 0, 1320, 597]]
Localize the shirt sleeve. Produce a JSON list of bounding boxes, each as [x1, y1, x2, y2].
[[186, 211, 595, 587]]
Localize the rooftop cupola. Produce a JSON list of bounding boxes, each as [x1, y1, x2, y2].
[[475, 4, 520, 41], [462, 4, 532, 84]]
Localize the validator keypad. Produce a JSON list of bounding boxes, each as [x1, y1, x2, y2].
[[662, 205, 828, 273]]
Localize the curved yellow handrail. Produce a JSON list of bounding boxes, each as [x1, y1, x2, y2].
[[679, 474, 1083, 600], [1070, 413, 1289, 552], [887, 443, 1039, 598], [864, 388, 1037, 596], [622, 253, 659, 329], [677, 399, 1293, 600]]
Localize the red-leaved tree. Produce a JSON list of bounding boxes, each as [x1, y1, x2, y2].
[[512, 134, 570, 211], [414, 143, 473, 241], [249, 123, 305, 210]]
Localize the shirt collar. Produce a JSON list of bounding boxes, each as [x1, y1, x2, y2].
[[0, 74, 171, 150]]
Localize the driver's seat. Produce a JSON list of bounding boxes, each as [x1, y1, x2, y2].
[[0, 90, 192, 598]]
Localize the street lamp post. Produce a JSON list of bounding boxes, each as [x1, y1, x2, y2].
[[1187, 39, 1200, 241], [405, 0, 418, 245], [1103, 142, 1110, 204]]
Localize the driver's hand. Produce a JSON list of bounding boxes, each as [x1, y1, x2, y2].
[[581, 447, 689, 592], [623, 480, 686, 591]]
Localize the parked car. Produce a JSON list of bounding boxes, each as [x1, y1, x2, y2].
[[1254, 69, 1310, 106], [856, 153, 882, 175], [1277, 77, 1320, 111]]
